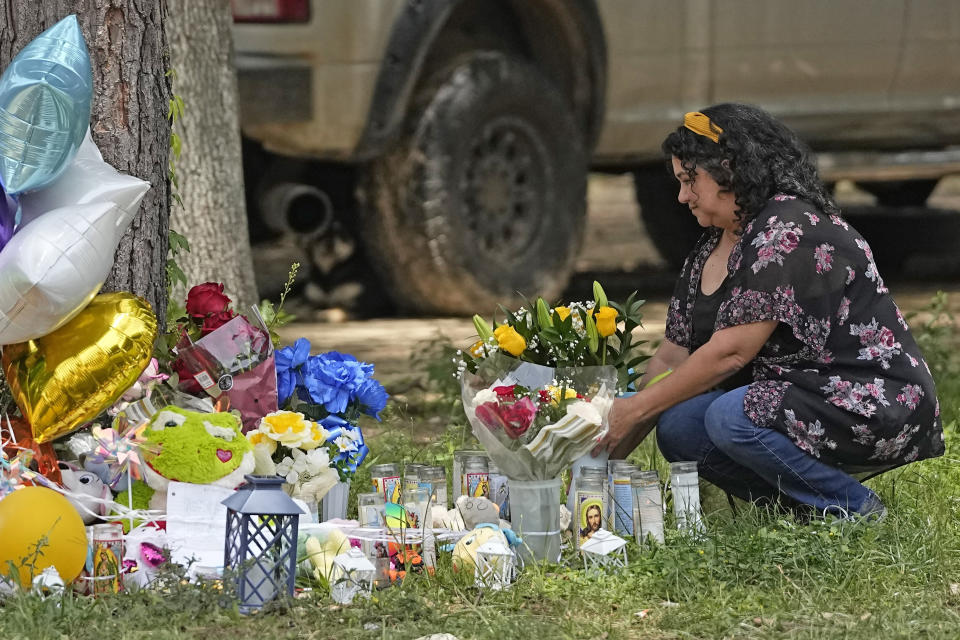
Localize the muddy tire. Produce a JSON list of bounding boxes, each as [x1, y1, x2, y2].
[[633, 166, 703, 269], [358, 51, 587, 315]]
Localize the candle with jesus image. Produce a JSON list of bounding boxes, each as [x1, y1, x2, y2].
[[576, 466, 606, 549]]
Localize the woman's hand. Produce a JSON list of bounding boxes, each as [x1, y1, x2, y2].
[[592, 394, 655, 458]]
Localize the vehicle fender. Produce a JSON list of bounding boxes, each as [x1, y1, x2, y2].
[[354, 0, 606, 160]]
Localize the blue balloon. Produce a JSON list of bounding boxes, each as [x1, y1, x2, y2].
[[0, 15, 93, 194]]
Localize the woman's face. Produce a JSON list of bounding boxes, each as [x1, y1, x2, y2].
[[671, 156, 739, 233]]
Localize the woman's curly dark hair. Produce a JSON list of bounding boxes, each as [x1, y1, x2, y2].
[[661, 103, 839, 229]]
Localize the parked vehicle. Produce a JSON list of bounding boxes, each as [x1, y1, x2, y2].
[[232, 0, 960, 314]]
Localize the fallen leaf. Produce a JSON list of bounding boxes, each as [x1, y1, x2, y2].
[[861, 613, 872, 621], [951, 583, 960, 596]]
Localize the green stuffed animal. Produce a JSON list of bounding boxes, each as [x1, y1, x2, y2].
[[141, 406, 255, 510]]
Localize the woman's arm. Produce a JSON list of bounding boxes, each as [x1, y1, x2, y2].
[[597, 319, 778, 456], [635, 338, 690, 390], [603, 338, 689, 459]]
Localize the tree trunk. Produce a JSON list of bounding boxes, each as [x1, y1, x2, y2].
[[0, 0, 171, 326], [167, 0, 258, 312]]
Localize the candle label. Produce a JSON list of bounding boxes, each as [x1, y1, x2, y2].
[[489, 473, 510, 520], [612, 477, 634, 536], [576, 490, 604, 548], [373, 475, 401, 504], [463, 472, 490, 498]]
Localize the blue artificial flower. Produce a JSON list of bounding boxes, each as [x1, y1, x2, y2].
[[356, 378, 389, 420], [274, 337, 311, 406], [301, 352, 368, 414]]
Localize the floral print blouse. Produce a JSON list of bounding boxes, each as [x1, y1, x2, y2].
[[665, 196, 944, 468]]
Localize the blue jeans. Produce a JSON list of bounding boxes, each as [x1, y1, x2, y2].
[[656, 387, 877, 515]]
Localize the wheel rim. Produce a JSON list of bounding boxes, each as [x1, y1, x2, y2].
[[459, 116, 546, 260]]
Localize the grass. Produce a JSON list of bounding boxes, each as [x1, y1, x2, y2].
[[3, 298, 960, 639]]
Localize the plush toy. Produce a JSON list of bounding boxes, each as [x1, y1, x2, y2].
[[58, 460, 113, 524], [303, 525, 351, 583], [140, 406, 255, 510], [122, 524, 168, 591], [450, 496, 520, 574], [453, 525, 514, 574]]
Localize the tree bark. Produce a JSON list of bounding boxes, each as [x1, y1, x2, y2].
[[167, 0, 258, 312], [0, 0, 171, 325]]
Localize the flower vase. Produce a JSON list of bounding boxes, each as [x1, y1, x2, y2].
[[508, 477, 562, 564], [320, 480, 351, 522]]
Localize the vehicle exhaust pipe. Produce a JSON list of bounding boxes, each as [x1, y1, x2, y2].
[[259, 182, 334, 237]]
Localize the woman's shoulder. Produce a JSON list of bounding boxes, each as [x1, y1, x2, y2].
[[744, 195, 850, 240]]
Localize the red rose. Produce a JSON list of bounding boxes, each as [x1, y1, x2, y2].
[[171, 358, 203, 394], [500, 397, 538, 439], [475, 401, 506, 433], [200, 309, 237, 336], [186, 282, 232, 319], [493, 385, 517, 398]]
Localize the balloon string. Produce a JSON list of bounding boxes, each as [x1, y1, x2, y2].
[[27, 473, 162, 529]]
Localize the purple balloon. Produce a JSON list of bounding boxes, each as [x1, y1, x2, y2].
[[0, 188, 13, 252]]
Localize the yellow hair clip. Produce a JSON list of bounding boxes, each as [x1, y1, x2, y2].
[[683, 112, 722, 143]]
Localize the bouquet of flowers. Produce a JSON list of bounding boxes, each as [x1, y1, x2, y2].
[[246, 337, 387, 502], [247, 410, 345, 505], [168, 282, 279, 431], [459, 282, 646, 480]]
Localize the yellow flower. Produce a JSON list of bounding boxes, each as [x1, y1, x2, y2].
[[298, 421, 330, 450], [546, 385, 578, 404], [594, 306, 618, 337], [469, 340, 486, 358], [553, 306, 571, 321], [247, 430, 278, 454], [260, 411, 311, 446], [493, 324, 526, 356]]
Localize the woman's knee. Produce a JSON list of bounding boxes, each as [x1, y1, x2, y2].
[[703, 387, 753, 453], [656, 393, 721, 461]]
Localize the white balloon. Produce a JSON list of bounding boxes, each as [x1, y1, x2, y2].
[[0, 130, 150, 345], [19, 129, 150, 225], [0, 203, 129, 344]]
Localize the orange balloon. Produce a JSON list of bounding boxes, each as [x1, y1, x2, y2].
[[2, 292, 157, 443], [0, 487, 88, 586]]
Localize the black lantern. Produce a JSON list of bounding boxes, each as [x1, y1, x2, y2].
[[222, 475, 303, 613]]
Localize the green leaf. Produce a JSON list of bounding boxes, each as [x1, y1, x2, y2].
[[168, 229, 190, 255], [585, 311, 599, 353], [473, 315, 494, 342], [170, 132, 182, 160], [536, 298, 553, 329], [166, 260, 187, 289], [539, 328, 564, 344], [593, 281, 608, 309]]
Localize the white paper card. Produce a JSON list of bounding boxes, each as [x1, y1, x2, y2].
[[165, 482, 235, 570]]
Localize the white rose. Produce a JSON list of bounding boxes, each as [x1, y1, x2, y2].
[[473, 388, 498, 405]]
